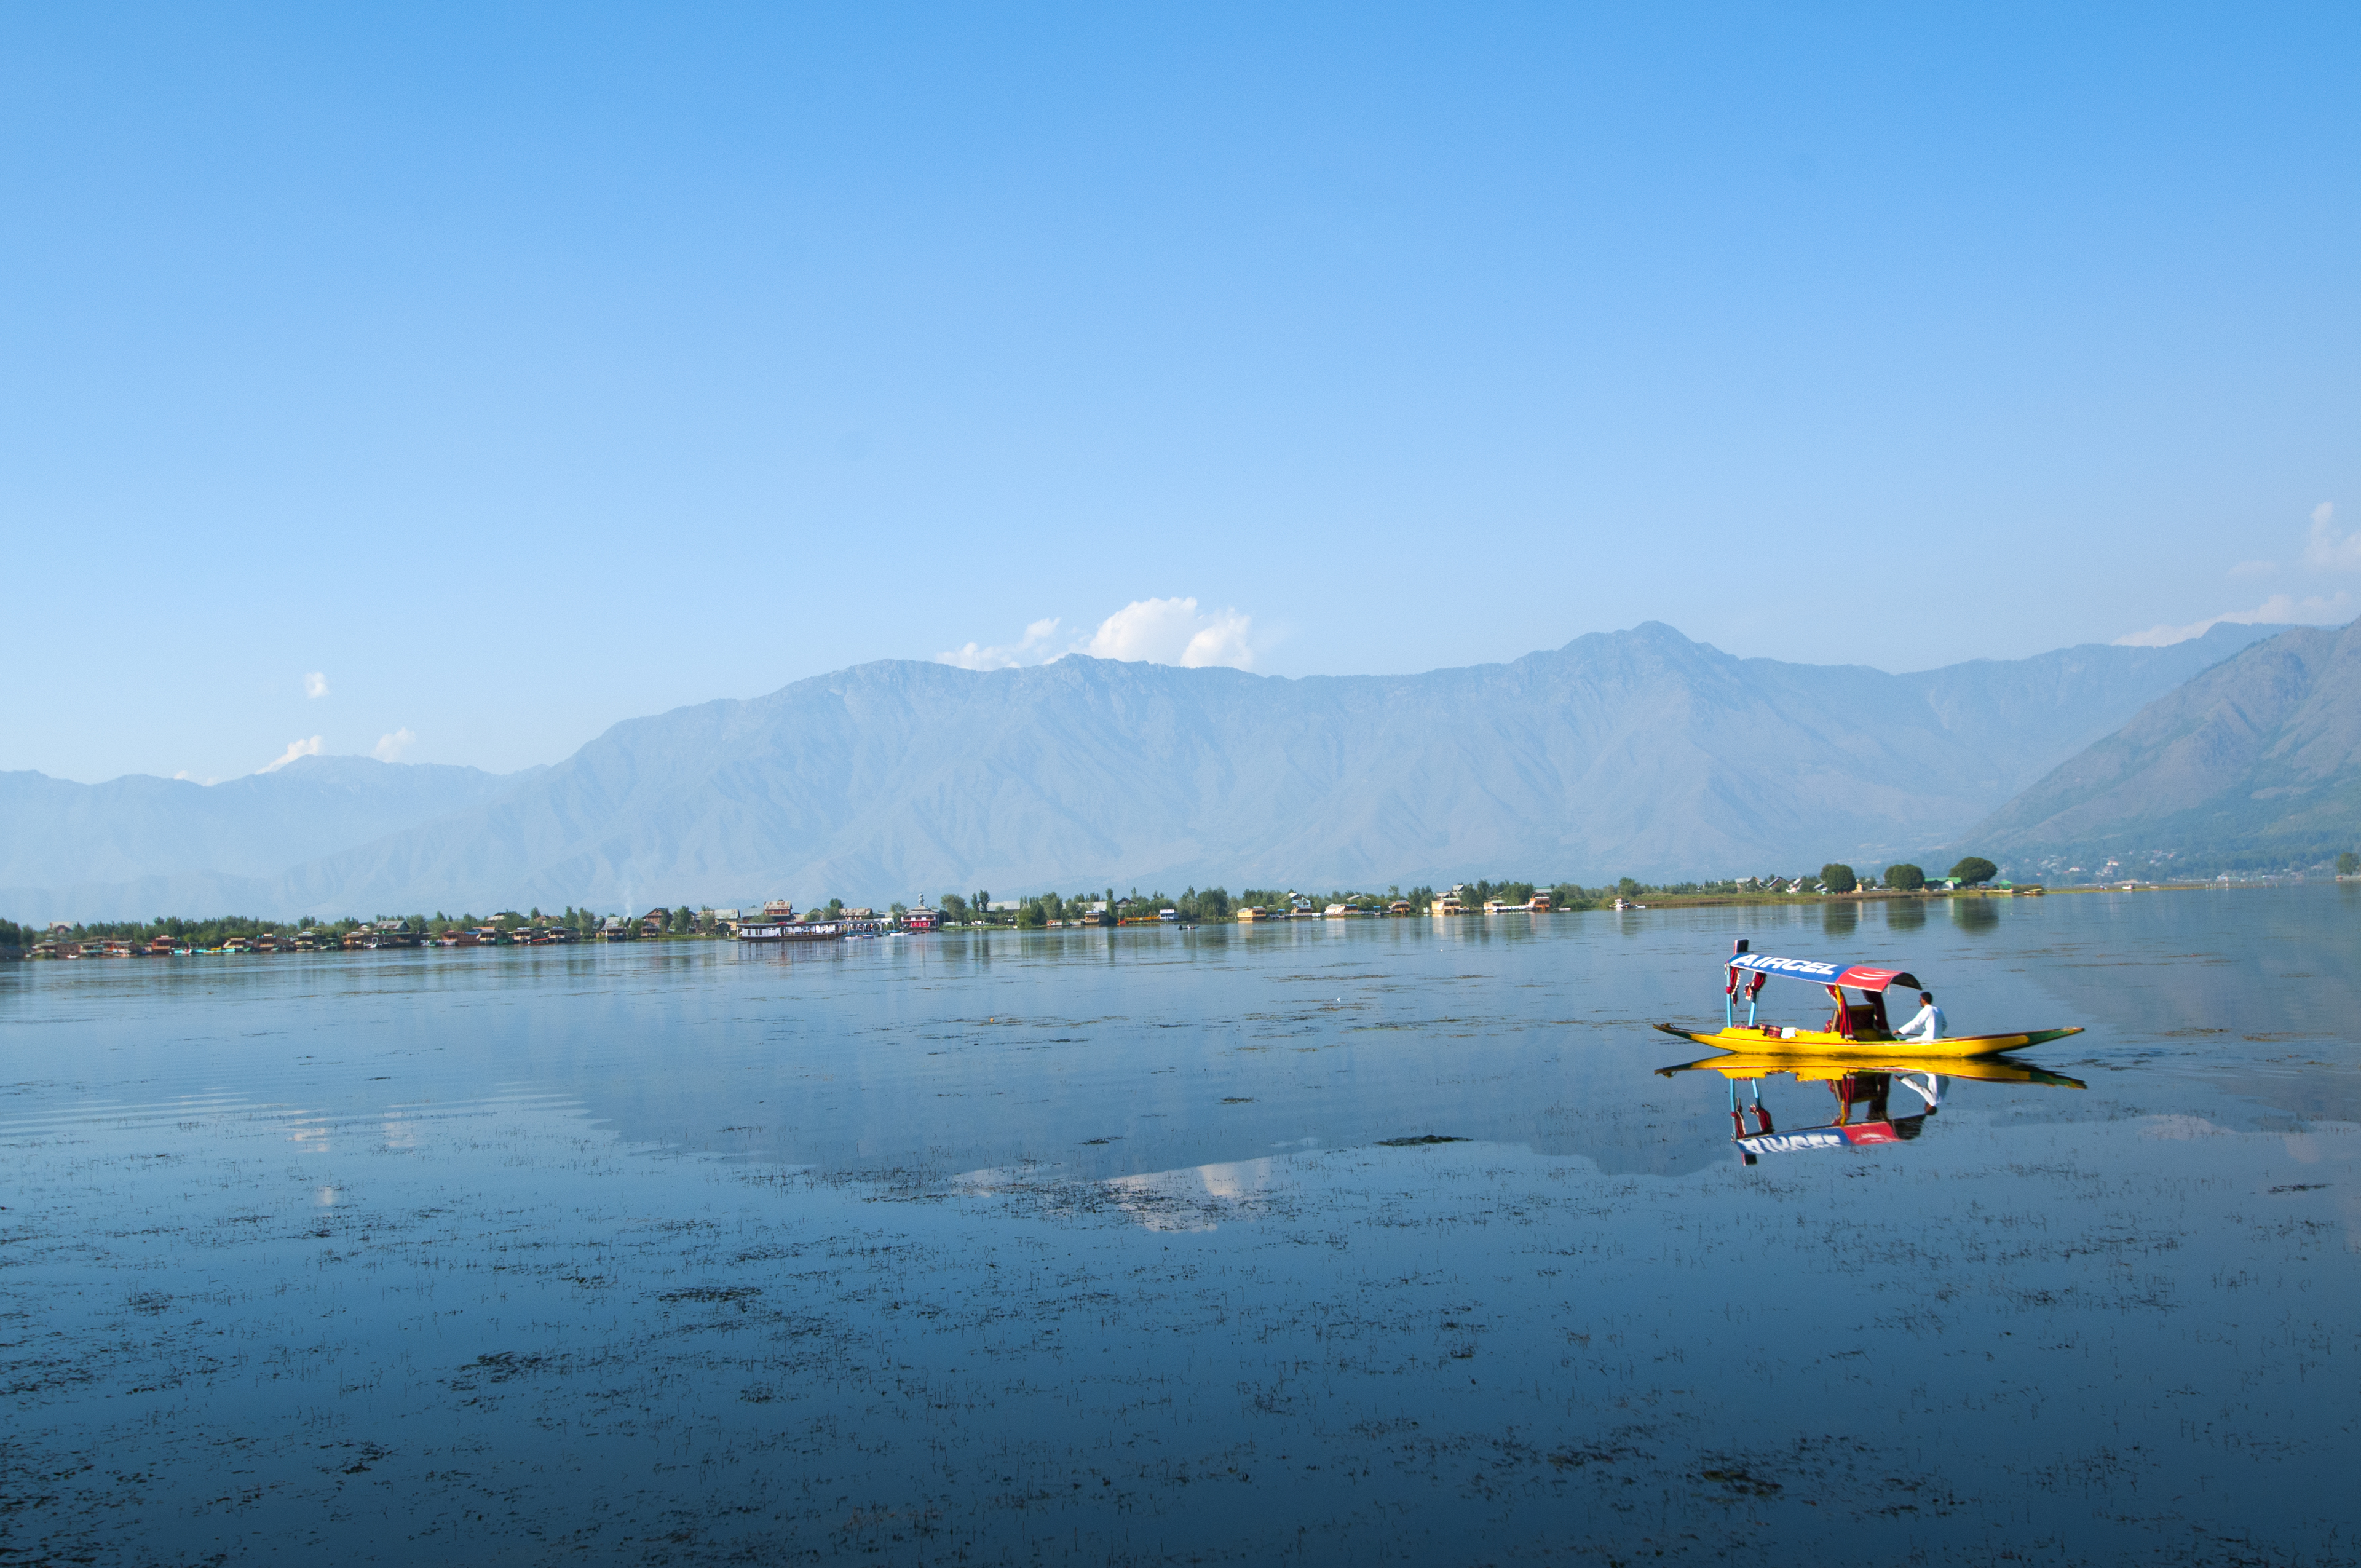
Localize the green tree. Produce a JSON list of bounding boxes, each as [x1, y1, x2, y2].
[[1883, 863, 1926, 892], [1821, 863, 1858, 894], [1616, 877, 1640, 898], [1948, 856, 1998, 886], [2339, 852, 2359, 876]]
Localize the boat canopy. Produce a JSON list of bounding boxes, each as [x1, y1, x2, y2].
[[1729, 951, 1921, 992]]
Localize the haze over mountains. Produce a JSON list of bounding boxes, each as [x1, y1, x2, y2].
[[1964, 617, 2361, 875], [0, 759, 541, 922], [1, 622, 2292, 921]]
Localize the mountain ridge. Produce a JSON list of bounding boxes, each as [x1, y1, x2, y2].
[[0, 621, 2283, 919]]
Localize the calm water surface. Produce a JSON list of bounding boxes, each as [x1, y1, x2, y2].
[[4, 889, 2357, 1564]]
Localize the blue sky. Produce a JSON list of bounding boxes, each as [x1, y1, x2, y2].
[[6, 3, 2358, 782]]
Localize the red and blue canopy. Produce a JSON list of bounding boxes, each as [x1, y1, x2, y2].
[[1728, 952, 1921, 992]]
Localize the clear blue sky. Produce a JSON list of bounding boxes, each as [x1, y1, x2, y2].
[[6, 4, 2357, 782]]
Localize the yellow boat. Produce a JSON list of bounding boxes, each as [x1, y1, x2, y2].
[[1656, 1021, 2085, 1058], [1653, 941, 2084, 1059]]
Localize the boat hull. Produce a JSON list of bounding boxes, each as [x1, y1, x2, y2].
[[1656, 1049, 2086, 1088], [1653, 1021, 2083, 1059]]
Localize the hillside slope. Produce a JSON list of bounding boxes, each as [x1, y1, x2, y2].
[[1963, 619, 2361, 874]]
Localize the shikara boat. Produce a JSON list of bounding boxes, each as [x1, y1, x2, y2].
[[1652, 941, 2083, 1059]]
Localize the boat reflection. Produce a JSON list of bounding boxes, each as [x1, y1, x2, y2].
[[1656, 1050, 2086, 1164]]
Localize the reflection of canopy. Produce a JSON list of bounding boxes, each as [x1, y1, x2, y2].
[[1729, 952, 1921, 991], [1740, 1122, 1917, 1155]]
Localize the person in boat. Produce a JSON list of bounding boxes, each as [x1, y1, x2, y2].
[[1896, 990, 1945, 1043]]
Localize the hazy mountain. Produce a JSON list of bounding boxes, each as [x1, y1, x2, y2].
[[1961, 618, 2361, 874], [13, 619, 2273, 922], [1, 622, 2285, 921], [0, 756, 541, 918]]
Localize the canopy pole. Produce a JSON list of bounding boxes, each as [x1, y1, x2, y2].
[[1727, 938, 1749, 1029]]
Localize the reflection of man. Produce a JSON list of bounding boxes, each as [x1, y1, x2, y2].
[[1897, 1071, 1948, 1112], [1897, 990, 1945, 1042]]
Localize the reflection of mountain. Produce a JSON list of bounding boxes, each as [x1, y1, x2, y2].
[[518, 927, 1755, 1183], [1999, 884, 2361, 1128], [1965, 619, 2361, 873], [526, 893, 2359, 1187]]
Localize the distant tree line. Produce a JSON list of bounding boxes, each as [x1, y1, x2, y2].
[[6, 856, 2029, 952]]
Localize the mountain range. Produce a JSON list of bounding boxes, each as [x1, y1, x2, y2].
[[1, 620, 2293, 921], [1961, 617, 2361, 875]]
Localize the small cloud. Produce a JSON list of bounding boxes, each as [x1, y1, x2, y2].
[[936, 617, 1064, 671], [171, 769, 219, 785], [2301, 501, 2361, 571], [372, 728, 417, 762], [2114, 590, 2354, 647], [303, 671, 330, 699], [2228, 560, 2277, 578], [936, 599, 1265, 672], [1084, 597, 1259, 670], [258, 735, 324, 774]]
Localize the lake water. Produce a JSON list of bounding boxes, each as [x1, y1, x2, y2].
[[4, 889, 2357, 1565]]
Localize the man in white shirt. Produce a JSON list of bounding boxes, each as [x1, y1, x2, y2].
[[1897, 990, 1945, 1042]]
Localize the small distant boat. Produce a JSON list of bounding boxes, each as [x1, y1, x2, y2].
[[738, 921, 848, 943], [1653, 940, 2082, 1059]]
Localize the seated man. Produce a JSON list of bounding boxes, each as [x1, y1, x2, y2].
[[1896, 990, 1946, 1042]]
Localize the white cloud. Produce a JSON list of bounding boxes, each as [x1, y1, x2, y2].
[[2119, 502, 2360, 646], [303, 670, 330, 699], [935, 598, 1264, 672], [2114, 590, 2354, 647], [372, 727, 417, 762], [2301, 501, 2361, 571], [1084, 597, 1259, 670], [258, 735, 324, 774], [935, 617, 1063, 671]]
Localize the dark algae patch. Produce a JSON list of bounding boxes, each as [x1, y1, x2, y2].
[[2, 887, 2358, 1564]]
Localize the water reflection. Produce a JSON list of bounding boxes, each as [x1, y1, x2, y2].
[[1656, 1048, 2086, 1164], [6, 890, 2359, 1565]]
